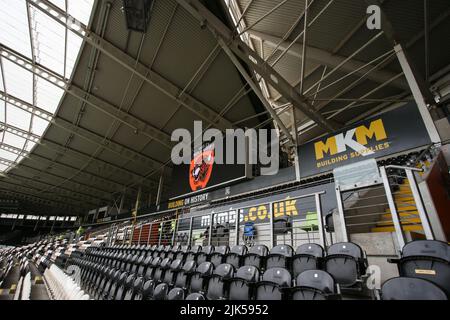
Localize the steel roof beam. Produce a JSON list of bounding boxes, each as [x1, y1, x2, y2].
[[0, 188, 78, 213], [247, 30, 408, 91], [0, 156, 111, 203], [0, 122, 157, 193], [27, 0, 233, 131], [175, 0, 337, 132], [0, 142, 120, 196], [0, 180, 87, 212], [0, 160, 100, 206]]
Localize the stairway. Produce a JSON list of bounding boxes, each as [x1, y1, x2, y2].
[[371, 178, 424, 233]]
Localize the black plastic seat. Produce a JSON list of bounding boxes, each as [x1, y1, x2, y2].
[[293, 243, 324, 277], [152, 283, 169, 300], [389, 240, 450, 295], [186, 293, 205, 300], [197, 245, 214, 265], [168, 245, 181, 260], [266, 244, 293, 270], [175, 245, 190, 261], [152, 257, 172, 285], [186, 245, 202, 262], [115, 273, 135, 300], [210, 246, 229, 267], [107, 272, 127, 300], [255, 267, 291, 300], [173, 260, 197, 290], [381, 277, 447, 300], [292, 270, 338, 300], [99, 270, 120, 300], [144, 257, 162, 280], [206, 263, 234, 300], [189, 262, 213, 294], [225, 245, 247, 269], [168, 287, 185, 300], [162, 259, 183, 285], [244, 245, 268, 270], [324, 242, 367, 288], [140, 279, 155, 300], [229, 265, 260, 300], [124, 276, 143, 300]]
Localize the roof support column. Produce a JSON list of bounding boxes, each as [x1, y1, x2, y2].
[[395, 44, 441, 143], [156, 169, 164, 207]]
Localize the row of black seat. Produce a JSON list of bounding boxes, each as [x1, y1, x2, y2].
[[82, 242, 368, 287]]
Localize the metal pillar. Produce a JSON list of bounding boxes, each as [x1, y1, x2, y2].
[[208, 213, 214, 246], [405, 169, 434, 240], [334, 186, 348, 242], [380, 166, 406, 250], [269, 203, 275, 248], [158, 222, 163, 246], [147, 223, 153, 245], [314, 193, 326, 248], [394, 44, 441, 143], [187, 217, 194, 246], [156, 169, 164, 206], [234, 211, 240, 246]]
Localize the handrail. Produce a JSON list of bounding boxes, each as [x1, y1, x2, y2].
[[384, 165, 423, 172]]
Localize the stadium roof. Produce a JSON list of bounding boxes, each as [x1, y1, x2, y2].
[[0, 0, 448, 215]]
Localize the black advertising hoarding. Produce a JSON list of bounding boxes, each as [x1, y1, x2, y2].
[[168, 142, 250, 200], [298, 103, 431, 178]]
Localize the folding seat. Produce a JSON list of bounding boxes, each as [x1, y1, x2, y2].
[[292, 270, 339, 300], [89, 266, 108, 294], [172, 260, 197, 291], [388, 240, 450, 295], [160, 245, 172, 259], [162, 259, 183, 285], [124, 254, 135, 272], [228, 265, 260, 300], [137, 256, 152, 277], [243, 245, 268, 270], [130, 277, 145, 300], [175, 245, 190, 261], [167, 287, 185, 300], [292, 243, 324, 277], [152, 245, 165, 259], [124, 276, 144, 300], [94, 268, 114, 299], [197, 246, 214, 265], [206, 263, 234, 300], [107, 271, 128, 300], [186, 245, 202, 262], [126, 254, 139, 273], [138, 279, 155, 300], [266, 244, 293, 270], [152, 283, 170, 300], [255, 267, 291, 300], [144, 257, 162, 280], [189, 262, 213, 294], [225, 245, 247, 269], [324, 242, 368, 288], [115, 274, 136, 300], [381, 277, 447, 300], [152, 257, 172, 285], [210, 246, 229, 267], [186, 293, 205, 300], [168, 245, 181, 260]]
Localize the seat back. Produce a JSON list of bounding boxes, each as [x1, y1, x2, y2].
[[189, 262, 213, 294], [163, 259, 183, 285], [293, 270, 335, 300], [399, 240, 450, 294], [225, 245, 247, 269], [124, 276, 143, 300], [244, 245, 268, 269], [325, 242, 365, 287], [381, 277, 447, 300], [266, 244, 293, 270], [229, 266, 260, 300], [173, 260, 196, 289], [197, 245, 214, 265], [152, 283, 169, 300], [168, 287, 185, 300], [186, 245, 201, 262], [210, 246, 229, 267], [293, 243, 324, 277], [206, 263, 234, 300], [186, 293, 205, 300], [255, 268, 291, 300]]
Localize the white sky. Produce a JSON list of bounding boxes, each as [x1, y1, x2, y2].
[[0, 0, 94, 172]]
